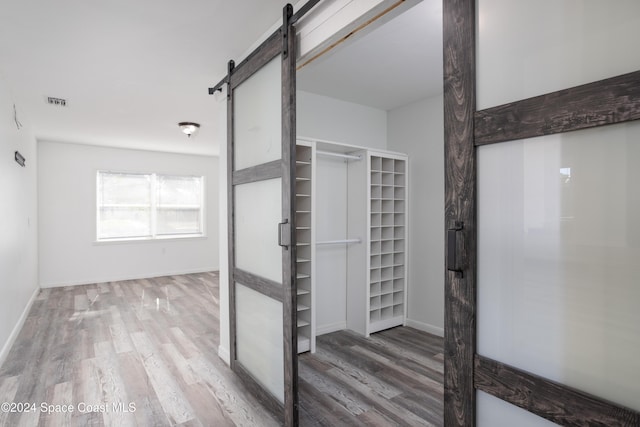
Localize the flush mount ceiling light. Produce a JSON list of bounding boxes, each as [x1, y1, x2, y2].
[[178, 122, 200, 137]]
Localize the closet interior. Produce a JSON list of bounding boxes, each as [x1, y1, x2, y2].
[[294, 137, 409, 354]]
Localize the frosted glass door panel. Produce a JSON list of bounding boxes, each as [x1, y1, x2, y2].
[[234, 55, 282, 170], [236, 283, 284, 403], [477, 0, 640, 109], [477, 391, 558, 427], [477, 121, 640, 411], [235, 178, 282, 283]]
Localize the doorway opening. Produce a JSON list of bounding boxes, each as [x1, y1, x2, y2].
[[294, 1, 446, 424]]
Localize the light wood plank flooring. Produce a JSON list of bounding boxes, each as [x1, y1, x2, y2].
[[0, 273, 443, 426]]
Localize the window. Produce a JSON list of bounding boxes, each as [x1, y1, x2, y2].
[[97, 171, 204, 241]]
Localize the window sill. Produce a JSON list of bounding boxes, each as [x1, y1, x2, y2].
[[94, 234, 207, 245]]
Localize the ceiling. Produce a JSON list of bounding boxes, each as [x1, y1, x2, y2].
[[0, 0, 442, 157], [298, 0, 442, 111]]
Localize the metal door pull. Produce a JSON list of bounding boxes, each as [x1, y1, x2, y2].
[[447, 221, 463, 277]]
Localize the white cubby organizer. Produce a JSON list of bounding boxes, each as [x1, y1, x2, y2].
[[367, 154, 407, 334], [346, 149, 408, 337]]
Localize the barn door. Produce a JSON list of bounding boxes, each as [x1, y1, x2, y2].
[[226, 5, 298, 425], [444, 0, 640, 425]]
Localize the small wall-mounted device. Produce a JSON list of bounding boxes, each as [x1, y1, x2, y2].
[[15, 151, 25, 167]]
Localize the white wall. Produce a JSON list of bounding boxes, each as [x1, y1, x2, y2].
[[38, 141, 219, 287], [387, 93, 444, 336], [0, 76, 39, 365], [298, 90, 387, 149]]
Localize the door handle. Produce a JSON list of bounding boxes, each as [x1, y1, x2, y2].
[[447, 221, 463, 277], [278, 219, 289, 250]]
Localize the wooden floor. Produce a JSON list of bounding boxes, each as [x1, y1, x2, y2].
[[0, 273, 443, 426], [299, 329, 443, 426]]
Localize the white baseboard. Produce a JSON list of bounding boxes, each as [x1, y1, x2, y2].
[[316, 321, 346, 336], [406, 318, 444, 337], [0, 287, 40, 367], [39, 267, 218, 288], [218, 345, 230, 365]]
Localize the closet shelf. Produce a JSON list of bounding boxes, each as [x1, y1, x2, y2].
[[296, 143, 314, 354], [370, 290, 402, 297], [298, 336, 310, 353]]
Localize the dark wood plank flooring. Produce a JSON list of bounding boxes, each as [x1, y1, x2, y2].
[[0, 272, 444, 426]]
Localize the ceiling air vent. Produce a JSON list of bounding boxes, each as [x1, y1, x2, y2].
[[46, 97, 67, 107]]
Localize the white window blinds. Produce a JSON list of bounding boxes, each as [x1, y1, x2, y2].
[[97, 171, 204, 240]]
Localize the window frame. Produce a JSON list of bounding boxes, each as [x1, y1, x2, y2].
[[96, 170, 206, 242]]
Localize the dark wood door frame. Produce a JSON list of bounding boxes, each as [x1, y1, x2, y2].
[[443, 0, 640, 425]]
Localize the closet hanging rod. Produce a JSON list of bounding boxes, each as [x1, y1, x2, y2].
[[316, 150, 362, 161], [316, 238, 361, 245]]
